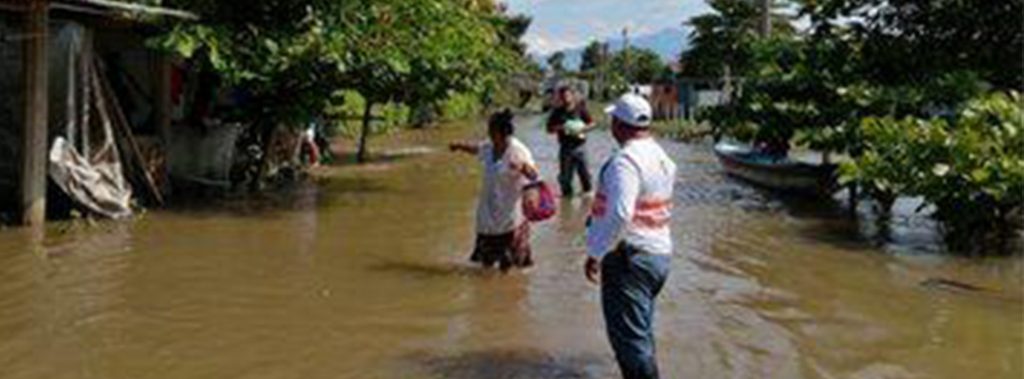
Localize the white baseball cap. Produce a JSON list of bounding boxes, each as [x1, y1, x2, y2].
[[604, 93, 653, 128]]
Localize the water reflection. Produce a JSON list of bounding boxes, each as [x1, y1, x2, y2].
[[420, 349, 607, 379], [368, 260, 491, 279], [0, 116, 1017, 378]]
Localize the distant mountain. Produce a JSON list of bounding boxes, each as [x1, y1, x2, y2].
[[538, 27, 690, 71]]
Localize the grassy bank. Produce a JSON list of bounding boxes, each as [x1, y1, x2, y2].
[[651, 119, 713, 142]]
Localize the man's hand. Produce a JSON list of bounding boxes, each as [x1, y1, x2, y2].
[[584, 256, 601, 284]]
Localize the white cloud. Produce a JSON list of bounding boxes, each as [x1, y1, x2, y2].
[[505, 0, 711, 55], [524, 34, 577, 56]]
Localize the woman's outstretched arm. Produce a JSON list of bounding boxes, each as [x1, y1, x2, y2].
[[449, 141, 482, 155]]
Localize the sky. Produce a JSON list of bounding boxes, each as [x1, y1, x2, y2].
[[503, 0, 712, 56]]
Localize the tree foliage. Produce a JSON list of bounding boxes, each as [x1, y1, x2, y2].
[[796, 0, 1024, 90], [843, 92, 1024, 249], [694, 0, 1024, 250], [679, 0, 793, 78], [576, 44, 668, 98], [151, 0, 530, 163], [547, 51, 566, 74], [580, 40, 609, 73], [611, 47, 666, 84]]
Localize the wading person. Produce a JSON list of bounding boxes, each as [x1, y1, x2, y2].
[[546, 86, 594, 196], [584, 94, 677, 379], [450, 109, 540, 272]]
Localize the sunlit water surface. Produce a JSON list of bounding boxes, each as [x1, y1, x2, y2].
[[0, 116, 1019, 379]]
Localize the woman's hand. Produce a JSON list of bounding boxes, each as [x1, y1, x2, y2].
[[511, 161, 539, 181], [522, 186, 540, 211], [448, 141, 480, 155]]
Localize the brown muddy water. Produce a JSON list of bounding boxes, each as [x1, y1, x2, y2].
[[0, 116, 1020, 379]]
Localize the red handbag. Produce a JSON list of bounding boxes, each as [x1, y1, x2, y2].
[[523, 181, 558, 222]]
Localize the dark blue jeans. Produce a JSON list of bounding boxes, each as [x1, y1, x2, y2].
[[601, 244, 671, 379], [558, 145, 592, 196]]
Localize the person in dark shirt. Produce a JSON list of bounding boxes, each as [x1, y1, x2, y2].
[[546, 86, 595, 196]]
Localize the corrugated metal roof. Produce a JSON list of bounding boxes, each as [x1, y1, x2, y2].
[[1, 0, 197, 21]]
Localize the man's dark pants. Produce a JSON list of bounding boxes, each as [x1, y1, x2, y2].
[[558, 145, 592, 196], [601, 243, 671, 379]]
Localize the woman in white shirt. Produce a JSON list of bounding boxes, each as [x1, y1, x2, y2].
[[450, 109, 539, 271]]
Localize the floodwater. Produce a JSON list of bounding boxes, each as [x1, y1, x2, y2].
[[0, 116, 1020, 379]]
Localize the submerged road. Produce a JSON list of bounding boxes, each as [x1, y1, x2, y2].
[[0, 115, 1020, 378]]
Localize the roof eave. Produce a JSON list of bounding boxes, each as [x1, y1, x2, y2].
[[52, 0, 198, 21]]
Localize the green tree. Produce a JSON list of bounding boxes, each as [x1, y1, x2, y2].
[[795, 0, 1023, 90], [154, 0, 528, 164], [843, 92, 1024, 250], [598, 47, 667, 85], [547, 51, 566, 73], [580, 40, 609, 72], [611, 47, 666, 84], [679, 0, 793, 78], [152, 0, 355, 180], [338, 0, 522, 162], [696, 0, 1021, 250]]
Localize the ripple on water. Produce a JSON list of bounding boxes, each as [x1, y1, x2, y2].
[[0, 118, 1018, 379]]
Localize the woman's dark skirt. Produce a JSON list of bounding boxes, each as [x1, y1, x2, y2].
[[470, 223, 533, 271]]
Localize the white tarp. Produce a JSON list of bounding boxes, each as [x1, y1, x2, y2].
[[47, 22, 132, 219]]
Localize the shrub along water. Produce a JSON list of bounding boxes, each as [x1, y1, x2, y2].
[[842, 92, 1024, 250], [686, 0, 1023, 252]]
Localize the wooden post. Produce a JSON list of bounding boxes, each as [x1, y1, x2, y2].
[[96, 57, 165, 205], [20, 0, 48, 226]]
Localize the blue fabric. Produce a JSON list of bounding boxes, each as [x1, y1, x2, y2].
[[601, 244, 671, 379], [558, 145, 592, 195]]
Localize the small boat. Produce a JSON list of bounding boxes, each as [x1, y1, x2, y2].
[[714, 142, 838, 195]]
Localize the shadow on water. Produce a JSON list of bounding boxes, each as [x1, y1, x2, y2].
[[417, 349, 608, 379], [366, 260, 494, 280], [716, 177, 945, 254], [162, 175, 392, 219], [328, 146, 438, 167]]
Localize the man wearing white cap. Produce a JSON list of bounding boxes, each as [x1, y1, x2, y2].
[[585, 93, 677, 379]]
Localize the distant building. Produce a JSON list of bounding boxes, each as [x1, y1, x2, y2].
[[649, 83, 680, 121]]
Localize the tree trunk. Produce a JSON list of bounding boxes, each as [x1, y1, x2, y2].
[[356, 101, 374, 164], [847, 183, 858, 218]]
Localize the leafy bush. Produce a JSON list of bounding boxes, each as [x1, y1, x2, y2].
[[841, 91, 1024, 248], [652, 119, 713, 142], [440, 93, 483, 121]]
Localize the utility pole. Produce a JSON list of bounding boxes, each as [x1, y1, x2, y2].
[[759, 0, 772, 38], [21, 0, 48, 226], [598, 42, 609, 100], [622, 27, 631, 85]]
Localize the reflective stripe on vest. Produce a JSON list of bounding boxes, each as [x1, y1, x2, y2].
[[632, 196, 671, 229], [590, 194, 671, 229]]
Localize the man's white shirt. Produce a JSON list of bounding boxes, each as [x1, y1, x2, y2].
[[587, 138, 677, 259]]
